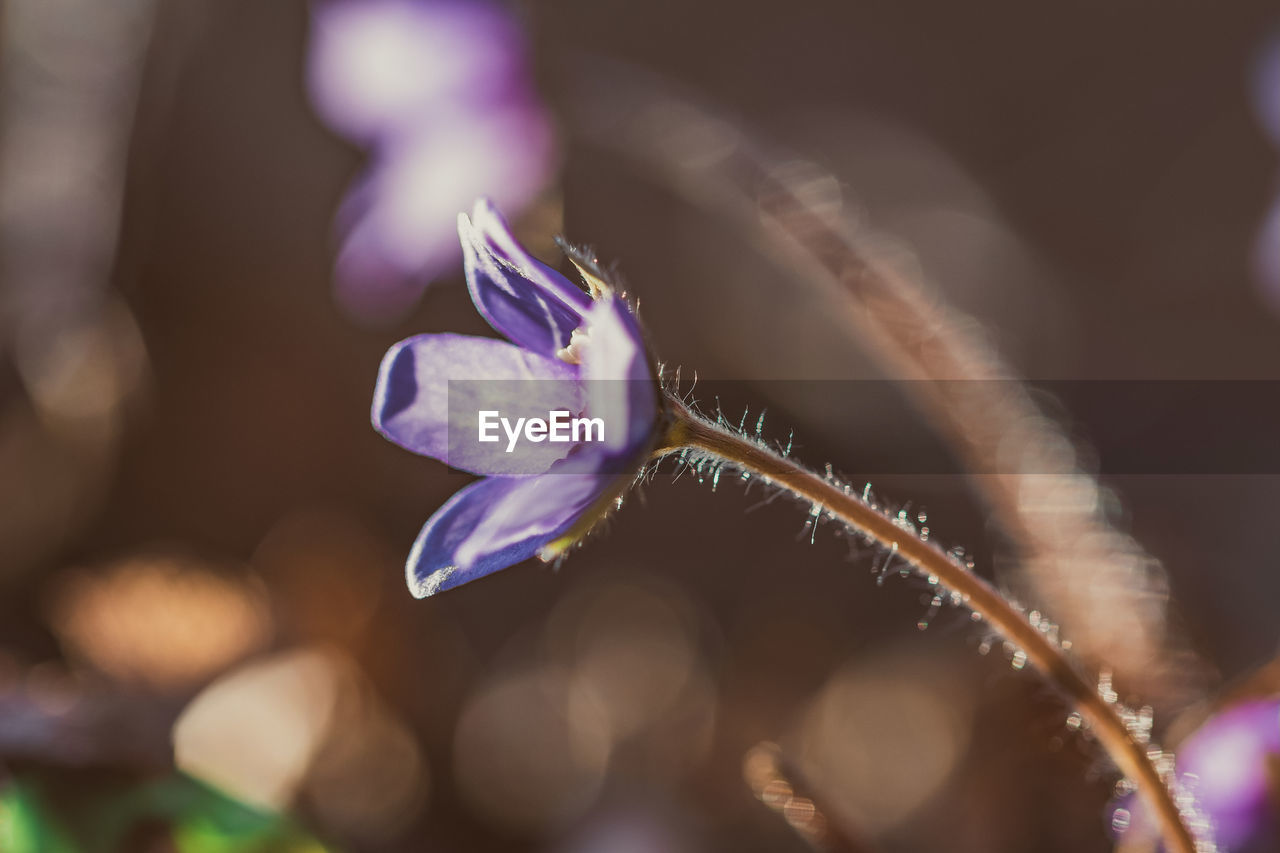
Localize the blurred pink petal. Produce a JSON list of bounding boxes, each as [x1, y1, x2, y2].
[[333, 105, 557, 322], [307, 0, 526, 142], [306, 0, 558, 322]]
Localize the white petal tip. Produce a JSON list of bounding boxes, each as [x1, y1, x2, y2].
[[408, 564, 457, 599]]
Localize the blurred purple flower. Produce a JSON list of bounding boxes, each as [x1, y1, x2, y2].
[[1179, 699, 1280, 851], [307, 0, 558, 322], [371, 200, 660, 597], [1117, 698, 1280, 852], [308, 0, 525, 142], [333, 105, 555, 319]]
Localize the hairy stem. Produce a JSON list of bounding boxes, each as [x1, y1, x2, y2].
[[661, 398, 1204, 853], [564, 62, 1199, 701]]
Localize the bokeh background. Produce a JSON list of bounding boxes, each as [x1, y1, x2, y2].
[[1, 1, 1278, 851]]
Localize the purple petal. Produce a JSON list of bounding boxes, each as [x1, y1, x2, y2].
[[1177, 699, 1280, 849], [373, 333, 584, 476], [460, 202, 590, 356], [406, 467, 613, 597], [581, 293, 659, 456], [1115, 699, 1280, 851], [470, 199, 592, 312], [307, 0, 526, 143], [335, 107, 557, 323]]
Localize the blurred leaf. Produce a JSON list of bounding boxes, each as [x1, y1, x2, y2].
[[0, 771, 334, 853], [0, 782, 80, 853]]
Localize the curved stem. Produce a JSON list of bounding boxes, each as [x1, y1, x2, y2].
[[563, 62, 1196, 701], [661, 398, 1204, 853]]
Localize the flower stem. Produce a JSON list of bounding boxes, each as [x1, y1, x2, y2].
[[661, 398, 1204, 853], [565, 62, 1195, 700]]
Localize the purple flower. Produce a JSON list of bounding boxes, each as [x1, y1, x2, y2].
[[306, 0, 558, 322], [372, 200, 661, 597], [308, 0, 526, 143], [1178, 699, 1280, 851], [333, 104, 556, 320], [1116, 698, 1280, 852]]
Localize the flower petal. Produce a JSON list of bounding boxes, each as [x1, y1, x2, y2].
[[1177, 699, 1280, 849], [406, 466, 613, 597], [307, 0, 526, 143], [373, 333, 584, 475], [460, 202, 590, 356], [1116, 698, 1280, 851], [334, 109, 557, 323], [471, 199, 592, 312], [581, 293, 659, 457]]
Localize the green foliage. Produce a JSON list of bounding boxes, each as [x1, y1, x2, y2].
[[0, 771, 332, 853]]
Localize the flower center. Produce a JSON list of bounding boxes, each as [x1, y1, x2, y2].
[[555, 327, 590, 365]]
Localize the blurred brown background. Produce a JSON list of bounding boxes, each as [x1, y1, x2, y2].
[[2, 1, 1279, 851]]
